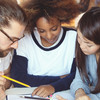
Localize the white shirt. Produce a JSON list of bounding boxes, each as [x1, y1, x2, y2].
[[17, 28, 77, 76]]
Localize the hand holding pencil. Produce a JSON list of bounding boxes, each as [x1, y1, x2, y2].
[[0, 71, 6, 100]]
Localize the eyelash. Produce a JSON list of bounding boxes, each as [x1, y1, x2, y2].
[[51, 27, 57, 31], [39, 30, 45, 33], [87, 45, 93, 47]]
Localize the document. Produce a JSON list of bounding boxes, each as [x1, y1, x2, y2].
[[7, 94, 31, 100], [7, 94, 49, 100]]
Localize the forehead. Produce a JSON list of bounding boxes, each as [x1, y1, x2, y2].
[[77, 28, 95, 44], [36, 17, 60, 27], [1, 20, 25, 37]]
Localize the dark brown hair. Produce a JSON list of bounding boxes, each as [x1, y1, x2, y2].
[[22, 0, 80, 31], [78, 0, 90, 12], [0, 0, 27, 28], [76, 7, 100, 93]]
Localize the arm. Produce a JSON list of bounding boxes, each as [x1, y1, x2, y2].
[[70, 68, 90, 96], [0, 71, 6, 100], [11, 53, 60, 87], [70, 68, 100, 100], [0, 65, 11, 100]]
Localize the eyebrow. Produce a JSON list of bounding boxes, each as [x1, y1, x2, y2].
[[37, 25, 58, 30], [78, 35, 93, 44]]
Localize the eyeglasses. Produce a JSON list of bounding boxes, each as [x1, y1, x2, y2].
[[0, 29, 25, 45]]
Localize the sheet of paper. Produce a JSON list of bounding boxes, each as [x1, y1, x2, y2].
[[7, 94, 31, 100], [7, 94, 49, 100]]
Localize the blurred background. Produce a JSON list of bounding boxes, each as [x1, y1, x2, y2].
[[14, 0, 100, 28]]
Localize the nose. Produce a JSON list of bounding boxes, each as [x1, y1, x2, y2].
[[10, 41, 18, 49], [80, 41, 86, 49], [46, 32, 53, 40]]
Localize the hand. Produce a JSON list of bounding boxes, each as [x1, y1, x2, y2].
[[56, 95, 67, 100], [32, 85, 55, 97], [0, 72, 6, 86], [0, 87, 6, 100], [76, 95, 91, 100], [75, 88, 91, 100]]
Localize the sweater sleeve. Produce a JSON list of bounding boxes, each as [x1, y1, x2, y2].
[[70, 68, 90, 97], [70, 68, 100, 100], [11, 54, 60, 87], [87, 93, 100, 100], [50, 58, 76, 92]]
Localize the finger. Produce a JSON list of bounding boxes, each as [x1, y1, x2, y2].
[[32, 87, 42, 96], [38, 91, 47, 97], [35, 88, 44, 96], [42, 92, 49, 98]]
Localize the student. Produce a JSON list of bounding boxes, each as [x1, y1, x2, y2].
[[57, 7, 100, 100], [0, 0, 27, 99], [11, 0, 79, 97]]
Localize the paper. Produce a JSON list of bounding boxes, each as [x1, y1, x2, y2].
[[7, 94, 31, 100], [7, 94, 49, 100]]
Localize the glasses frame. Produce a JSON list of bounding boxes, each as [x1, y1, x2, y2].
[[0, 29, 25, 45]]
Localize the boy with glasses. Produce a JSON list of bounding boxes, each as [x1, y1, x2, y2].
[[0, 0, 27, 99]]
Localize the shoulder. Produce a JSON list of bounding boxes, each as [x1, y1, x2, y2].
[[63, 27, 77, 36], [62, 27, 77, 40]]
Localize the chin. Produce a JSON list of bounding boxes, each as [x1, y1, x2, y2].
[[0, 49, 11, 57], [83, 52, 90, 55]]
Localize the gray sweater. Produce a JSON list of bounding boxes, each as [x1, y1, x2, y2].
[[70, 54, 100, 100]]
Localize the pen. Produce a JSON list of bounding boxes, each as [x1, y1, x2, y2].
[[20, 96, 50, 100], [1, 75, 30, 87]]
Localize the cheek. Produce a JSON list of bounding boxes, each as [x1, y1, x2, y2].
[[77, 38, 81, 45], [88, 47, 99, 54], [54, 29, 61, 37], [40, 34, 47, 40]]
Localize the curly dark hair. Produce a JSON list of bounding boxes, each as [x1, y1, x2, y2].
[[22, 0, 80, 31]]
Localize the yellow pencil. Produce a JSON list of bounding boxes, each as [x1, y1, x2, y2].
[[2, 75, 30, 87]]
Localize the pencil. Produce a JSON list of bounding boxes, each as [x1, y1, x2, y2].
[[2, 75, 30, 87], [20, 96, 50, 100]]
